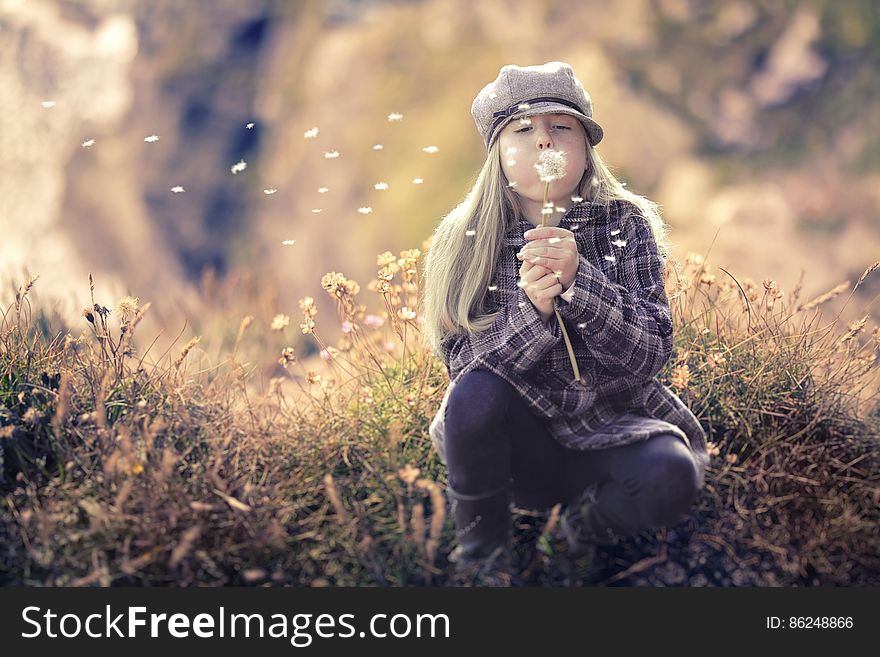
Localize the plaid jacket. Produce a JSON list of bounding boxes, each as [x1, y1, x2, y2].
[[429, 199, 711, 489]]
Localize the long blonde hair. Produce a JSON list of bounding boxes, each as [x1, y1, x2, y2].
[[420, 130, 678, 357]]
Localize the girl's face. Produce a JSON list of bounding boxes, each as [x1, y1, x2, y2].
[[498, 112, 588, 208]]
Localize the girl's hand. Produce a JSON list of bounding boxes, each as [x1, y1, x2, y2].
[[519, 257, 562, 322], [516, 227, 578, 290]]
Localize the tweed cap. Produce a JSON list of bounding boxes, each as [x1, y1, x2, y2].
[[472, 61, 603, 150]]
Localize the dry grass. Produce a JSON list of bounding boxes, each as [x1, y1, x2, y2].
[[1, 249, 878, 587]]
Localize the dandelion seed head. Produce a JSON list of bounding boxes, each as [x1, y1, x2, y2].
[[324, 150, 340, 159], [535, 149, 567, 182], [374, 182, 389, 190], [317, 187, 329, 193], [357, 207, 373, 214], [170, 186, 185, 193], [412, 177, 423, 184], [230, 159, 247, 174], [304, 127, 319, 138], [144, 134, 159, 142], [81, 139, 95, 148], [422, 146, 439, 154]]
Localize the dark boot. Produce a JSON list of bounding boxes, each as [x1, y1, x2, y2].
[[447, 484, 522, 587], [559, 481, 619, 561]]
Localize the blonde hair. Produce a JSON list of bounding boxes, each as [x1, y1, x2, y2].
[[420, 129, 679, 357]]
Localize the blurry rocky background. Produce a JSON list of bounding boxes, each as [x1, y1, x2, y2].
[[1, 0, 878, 347]]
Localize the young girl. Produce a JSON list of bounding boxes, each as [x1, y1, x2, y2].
[[420, 62, 711, 586]]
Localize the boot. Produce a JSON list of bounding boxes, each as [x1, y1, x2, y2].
[[447, 483, 522, 587], [559, 481, 619, 561]]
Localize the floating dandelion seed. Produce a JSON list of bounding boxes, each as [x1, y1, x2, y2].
[[412, 178, 423, 184], [81, 139, 95, 148], [507, 160, 517, 166], [506, 147, 518, 155], [144, 135, 159, 143], [555, 206, 566, 213], [41, 100, 56, 108], [246, 122, 255, 129], [317, 187, 329, 193], [508, 181, 518, 188], [374, 182, 389, 190], [548, 237, 562, 244], [488, 285, 497, 291], [465, 230, 476, 236], [610, 229, 620, 235], [372, 144, 383, 150], [604, 255, 616, 262], [281, 239, 296, 246], [489, 91, 497, 99], [324, 150, 340, 159], [230, 160, 247, 174], [312, 208, 322, 213], [358, 207, 373, 214], [518, 117, 532, 126], [612, 239, 627, 248], [387, 112, 404, 121], [304, 127, 319, 138], [170, 186, 185, 193], [263, 188, 277, 195], [517, 102, 532, 111], [535, 149, 567, 182], [571, 195, 583, 203], [422, 146, 439, 154], [271, 314, 290, 331]]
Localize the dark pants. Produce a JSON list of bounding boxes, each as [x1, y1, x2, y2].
[[444, 370, 700, 539]]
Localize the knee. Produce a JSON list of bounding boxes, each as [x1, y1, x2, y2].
[[446, 369, 515, 438], [643, 437, 699, 525]]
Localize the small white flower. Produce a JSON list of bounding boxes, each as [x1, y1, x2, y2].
[[81, 139, 95, 148], [535, 149, 567, 182], [171, 186, 185, 193], [372, 144, 384, 150], [231, 159, 247, 174], [144, 134, 160, 142], [281, 239, 296, 246], [41, 100, 56, 108], [387, 112, 404, 121], [411, 178, 424, 184], [323, 150, 339, 159], [304, 127, 319, 138], [357, 207, 372, 214], [422, 146, 439, 154], [264, 188, 277, 195], [374, 182, 389, 190], [317, 187, 329, 193], [246, 122, 255, 129]]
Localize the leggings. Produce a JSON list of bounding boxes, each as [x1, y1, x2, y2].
[[443, 369, 700, 540]]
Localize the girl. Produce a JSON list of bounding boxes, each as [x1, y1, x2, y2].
[[420, 62, 711, 586]]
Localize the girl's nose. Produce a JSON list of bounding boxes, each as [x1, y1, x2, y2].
[[535, 127, 553, 149]]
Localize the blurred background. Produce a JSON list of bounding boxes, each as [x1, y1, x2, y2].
[[1, 0, 878, 356]]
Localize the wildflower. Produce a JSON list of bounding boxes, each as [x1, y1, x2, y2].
[[271, 314, 290, 331], [171, 186, 185, 193], [534, 149, 567, 183], [278, 347, 296, 367], [364, 314, 384, 328], [422, 146, 439, 154], [706, 442, 720, 457], [377, 266, 394, 283], [263, 188, 277, 195], [81, 139, 95, 148], [387, 112, 404, 121], [144, 134, 159, 142], [725, 453, 738, 465], [230, 160, 247, 174], [398, 307, 416, 321], [115, 296, 139, 320], [377, 251, 396, 267], [706, 352, 726, 369], [762, 278, 777, 292], [299, 296, 317, 318], [321, 272, 360, 300], [670, 364, 691, 389], [341, 321, 353, 334], [82, 307, 95, 324], [131, 463, 144, 475], [398, 464, 420, 486], [700, 272, 716, 286], [360, 386, 374, 405], [304, 127, 319, 138], [320, 346, 339, 360], [306, 371, 322, 385], [300, 317, 315, 334]]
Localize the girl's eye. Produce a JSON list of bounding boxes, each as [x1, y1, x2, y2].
[[514, 125, 571, 133]]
